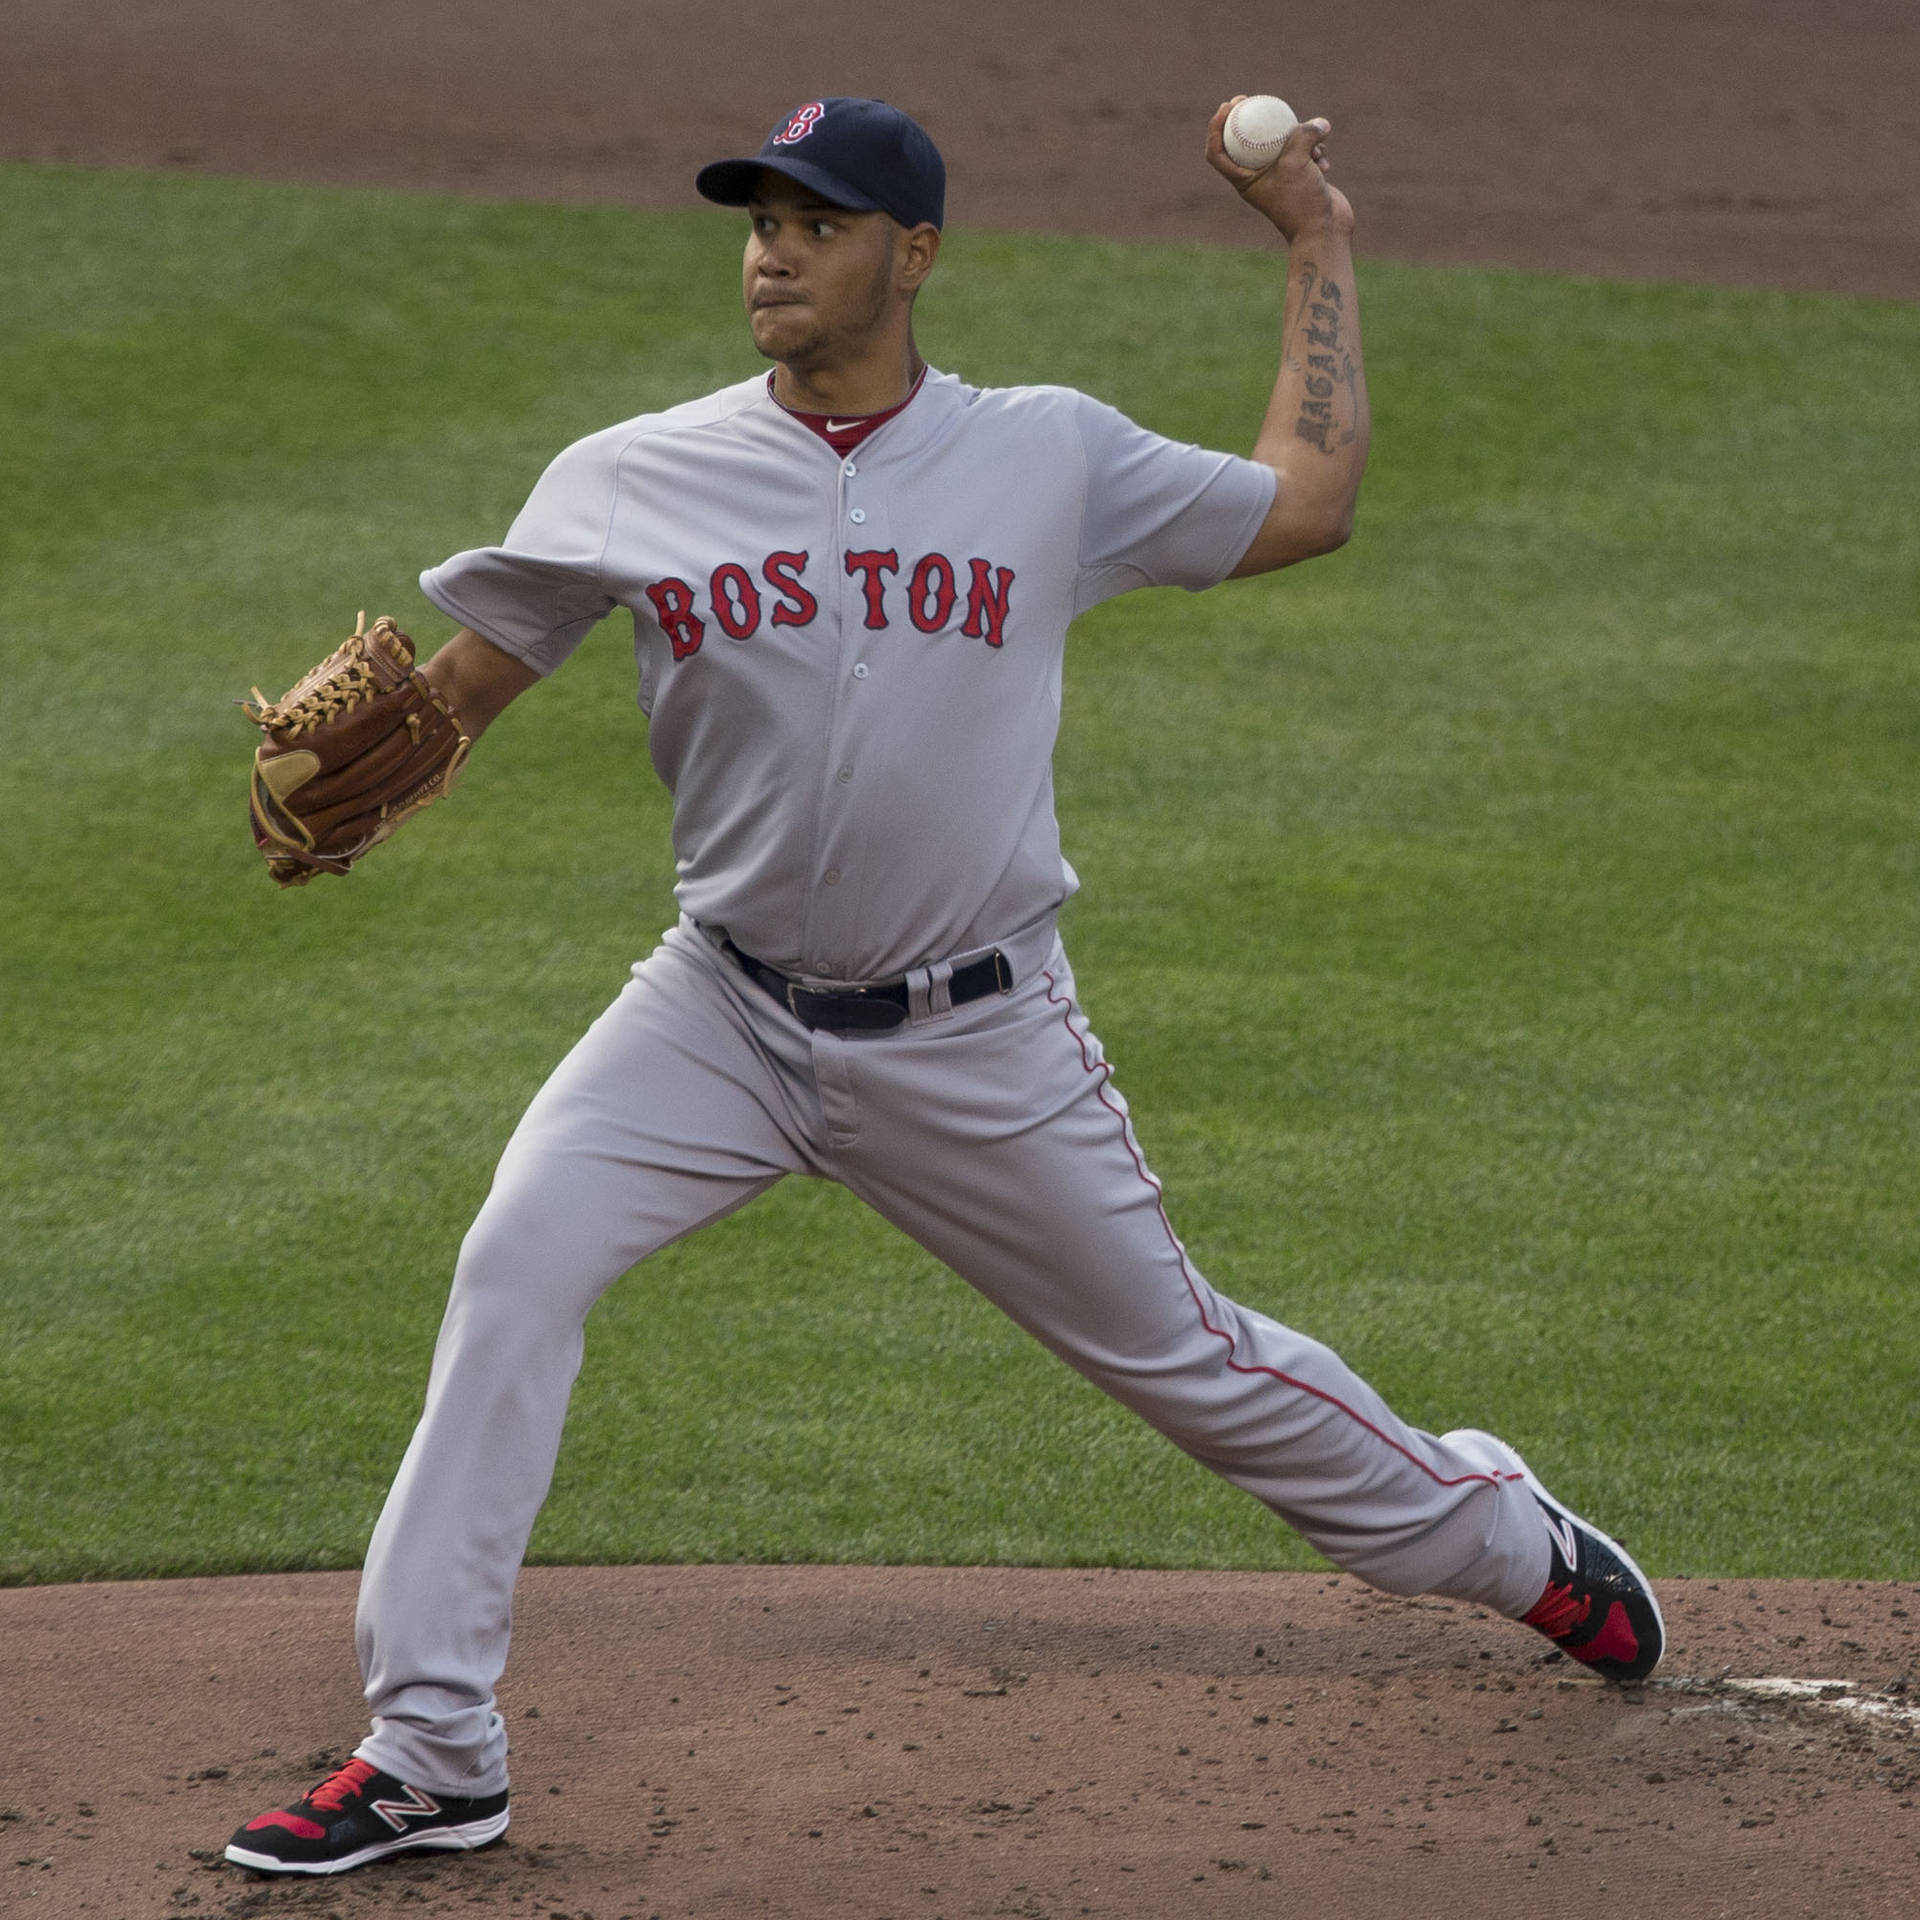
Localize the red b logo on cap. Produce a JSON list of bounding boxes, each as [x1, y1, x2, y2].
[[773, 102, 825, 146]]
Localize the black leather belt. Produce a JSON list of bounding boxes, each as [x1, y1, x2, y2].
[[717, 934, 1013, 1033]]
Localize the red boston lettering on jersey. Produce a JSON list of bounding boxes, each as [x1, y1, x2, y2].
[[709, 562, 763, 641], [763, 550, 818, 627], [907, 552, 957, 633], [646, 577, 706, 660], [961, 559, 1016, 648], [844, 549, 899, 630]]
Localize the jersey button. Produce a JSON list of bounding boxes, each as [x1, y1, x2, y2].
[[842, 460, 857, 477], [852, 662, 869, 678], [848, 507, 867, 525], [824, 868, 842, 886], [837, 765, 853, 783]]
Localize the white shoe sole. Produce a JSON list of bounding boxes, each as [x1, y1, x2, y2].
[[1444, 1426, 1666, 1671], [224, 1807, 509, 1876]]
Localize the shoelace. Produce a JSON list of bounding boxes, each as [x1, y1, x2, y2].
[[304, 1758, 380, 1813], [1524, 1581, 1593, 1639]]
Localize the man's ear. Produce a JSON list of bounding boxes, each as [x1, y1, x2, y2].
[[899, 222, 941, 293]]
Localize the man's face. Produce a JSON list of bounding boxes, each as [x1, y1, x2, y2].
[[742, 170, 904, 369]]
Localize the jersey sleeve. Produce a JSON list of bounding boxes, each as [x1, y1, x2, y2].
[[1069, 393, 1277, 614], [418, 429, 624, 676]]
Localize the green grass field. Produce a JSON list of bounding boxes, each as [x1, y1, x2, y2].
[[2, 164, 1915, 1588]]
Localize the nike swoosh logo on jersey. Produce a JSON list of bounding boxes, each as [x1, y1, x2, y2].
[[826, 420, 860, 433], [370, 1785, 442, 1832]]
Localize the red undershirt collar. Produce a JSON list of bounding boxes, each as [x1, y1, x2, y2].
[[768, 366, 929, 457]]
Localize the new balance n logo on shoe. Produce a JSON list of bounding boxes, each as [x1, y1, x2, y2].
[[370, 1783, 442, 1833], [1538, 1506, 1580, 1571]]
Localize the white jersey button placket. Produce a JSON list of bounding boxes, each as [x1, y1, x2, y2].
[[815, 447, 881, 970]]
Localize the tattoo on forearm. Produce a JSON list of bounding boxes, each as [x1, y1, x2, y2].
[[1287, 269, 1359, 454]]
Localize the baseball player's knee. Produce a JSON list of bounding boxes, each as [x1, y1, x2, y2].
[[449, 1174, 620, 1323]]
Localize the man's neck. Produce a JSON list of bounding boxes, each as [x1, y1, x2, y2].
[[770, 343, 924, 418], [771, 366, 928, 456]]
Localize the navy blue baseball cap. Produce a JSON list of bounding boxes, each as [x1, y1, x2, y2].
[[696, 98, 945, 231]]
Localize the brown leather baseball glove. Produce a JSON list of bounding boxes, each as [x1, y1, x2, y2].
[[242, 613, 471, 887]]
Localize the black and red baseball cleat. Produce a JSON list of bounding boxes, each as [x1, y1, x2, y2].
[[224, 1757, 509, 1875], [1445, 1428, 1665, 1684]]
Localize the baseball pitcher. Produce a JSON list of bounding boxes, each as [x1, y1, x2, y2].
[[228, 96, 1662, 1877]]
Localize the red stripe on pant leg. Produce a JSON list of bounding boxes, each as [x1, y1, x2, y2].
[[1040, 970, 1516, 1496]]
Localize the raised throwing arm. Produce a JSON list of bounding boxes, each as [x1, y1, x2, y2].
[[1207, 100, 1372, 576]]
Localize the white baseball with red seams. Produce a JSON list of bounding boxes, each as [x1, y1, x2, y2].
[[349, 363, 1556, 1800], [1223, 94, 1300, 171]]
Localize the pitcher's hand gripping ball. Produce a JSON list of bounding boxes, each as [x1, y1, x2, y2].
[[242, 613, 471, 887]]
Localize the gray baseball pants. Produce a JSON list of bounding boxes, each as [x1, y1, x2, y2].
[[354, 915, 1551, 1797]]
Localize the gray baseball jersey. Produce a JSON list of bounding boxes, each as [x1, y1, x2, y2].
[[420, 369, 1275, 980]]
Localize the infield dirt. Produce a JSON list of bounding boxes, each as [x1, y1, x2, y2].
[[4, 2, 1915, 1915], [4, 0, 1918, 297]]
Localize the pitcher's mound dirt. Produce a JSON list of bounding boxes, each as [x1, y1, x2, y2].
[[4, 1565, 1917, 1918]]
